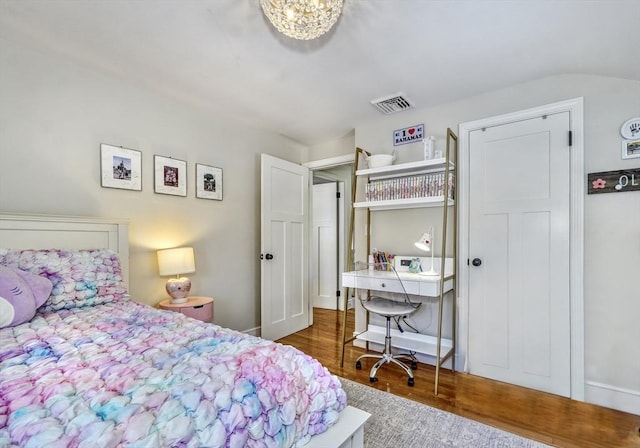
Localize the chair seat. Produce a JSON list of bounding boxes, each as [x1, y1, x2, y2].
[[362, 296, 420, 317]]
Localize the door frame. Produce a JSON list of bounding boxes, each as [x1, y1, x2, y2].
[[303, 154, 355, 322], [311, 179, 345, 310], [458, 97, 585, 400]]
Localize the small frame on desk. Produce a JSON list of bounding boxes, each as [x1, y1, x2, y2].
[[195, 163, 223, 200], [100, 144, 142, 191], [154, 155, 187, 196]]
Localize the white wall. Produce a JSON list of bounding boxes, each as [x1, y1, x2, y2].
[[303, 131, 355, 163], [0, 37, 305, 333], [350, 74, 640, 414]]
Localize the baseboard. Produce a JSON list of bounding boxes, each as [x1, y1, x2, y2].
[[242, 326, 261, 337], [585, 380, 640, 415], [314, 297, 338, 310]]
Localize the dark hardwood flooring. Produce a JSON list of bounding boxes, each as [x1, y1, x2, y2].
[[277, 308, 640, 448]]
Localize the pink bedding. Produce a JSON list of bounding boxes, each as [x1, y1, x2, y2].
[[0, 249, 346, 447]]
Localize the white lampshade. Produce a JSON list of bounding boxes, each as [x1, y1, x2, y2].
[[414, 232, 432, 252], [157, 247, 196, 303], [157, 247, 195, 276]]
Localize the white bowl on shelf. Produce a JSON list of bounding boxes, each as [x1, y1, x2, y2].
[[363, 150, 396, 168]]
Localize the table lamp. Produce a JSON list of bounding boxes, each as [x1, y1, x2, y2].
[[157, 246, 196, 303], [414, 227, 438, 276]]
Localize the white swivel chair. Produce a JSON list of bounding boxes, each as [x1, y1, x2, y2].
[[353, 260, 421, 386]]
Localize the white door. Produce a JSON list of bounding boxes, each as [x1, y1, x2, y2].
[[468, 112, 571, 397], [261, 154, 309, 341], [312, 182, 338, 309]]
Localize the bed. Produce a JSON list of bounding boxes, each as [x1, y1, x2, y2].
[[0, 213, 368, 448]]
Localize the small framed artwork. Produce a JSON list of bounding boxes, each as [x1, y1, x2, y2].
[[100, 144, 142, 191], [621, 139, 640, 160], [154, 155, 187, 196], [620, 117, 640, 140], [195, 163, 223, 200]]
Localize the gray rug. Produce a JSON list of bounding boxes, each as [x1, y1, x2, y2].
[[340, 378, 551, 448]]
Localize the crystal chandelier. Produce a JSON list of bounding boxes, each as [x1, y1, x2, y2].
[[260, 0, 344, 40]]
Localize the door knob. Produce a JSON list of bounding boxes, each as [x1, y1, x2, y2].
[[472, 258, 482, 267], [265, 253, 274, 260]]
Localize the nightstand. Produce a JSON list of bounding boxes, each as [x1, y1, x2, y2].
[[158, 296, 214, 322]]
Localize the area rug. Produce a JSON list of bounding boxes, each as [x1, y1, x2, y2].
[[340, 378, 551, 448]]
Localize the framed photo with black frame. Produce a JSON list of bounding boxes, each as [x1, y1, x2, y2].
[[154, 155, 187, 196], [195, 163, 223, 200], [100, 144, 142, 191]]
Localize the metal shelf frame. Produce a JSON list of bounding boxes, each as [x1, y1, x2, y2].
[[340, 129, 458, 395]]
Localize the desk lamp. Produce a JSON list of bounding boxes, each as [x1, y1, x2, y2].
[[414, 227, 438, 276], [157, 247, 195, 303]]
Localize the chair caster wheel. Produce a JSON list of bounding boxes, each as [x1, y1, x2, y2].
[[411, 361, 418, 370], [407, 377, 415, 387], [355, 361, 362, 370], [369, 377, 378, 383]]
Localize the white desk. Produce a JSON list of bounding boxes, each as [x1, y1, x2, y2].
[[341, 263, 455, 364], [341, 269, 453, 298]]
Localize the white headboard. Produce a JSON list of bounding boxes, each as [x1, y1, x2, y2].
[[0, 213, 130, 287]]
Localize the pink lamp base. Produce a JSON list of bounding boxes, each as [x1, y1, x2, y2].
[[166, 277, 191, 303]]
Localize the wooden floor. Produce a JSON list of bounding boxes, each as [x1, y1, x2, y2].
[[277, 308, 640, 448]]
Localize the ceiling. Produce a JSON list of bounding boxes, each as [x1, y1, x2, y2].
[[1, 0, 638, 146]]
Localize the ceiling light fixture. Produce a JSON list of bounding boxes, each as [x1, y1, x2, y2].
[[260, 0, 344, 40]]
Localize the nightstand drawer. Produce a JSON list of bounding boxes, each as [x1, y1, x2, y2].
[[159, 296, 214, 322], [180, 302, 213, 321]]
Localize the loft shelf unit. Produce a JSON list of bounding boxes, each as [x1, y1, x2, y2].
[[356, 324, 454, 360], [340, 128, 458, 396], [355, 157, 453, 178], [353, 197, 454, 211]]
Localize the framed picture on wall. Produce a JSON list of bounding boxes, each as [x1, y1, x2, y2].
[[195, 163, 223, 200], [154, 155, 187, 196], [100, 144, 142, 191], [621, 139, 640, 159]]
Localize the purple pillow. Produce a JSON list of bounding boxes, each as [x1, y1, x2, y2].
[[0, 266, 52, 327], [0, 248, 128, 312], [0, 248, 129, 313]]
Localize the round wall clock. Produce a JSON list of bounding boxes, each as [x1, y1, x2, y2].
[[620, 117, 640, 139]]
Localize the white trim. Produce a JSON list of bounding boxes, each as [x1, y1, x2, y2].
[[303, 154, 355, 170], [242, 326, 261, 337], [309, 179, 346, 309], [585, 381, 640, 415], [458, 97, 585, 401], [305, 154, 354, 321]]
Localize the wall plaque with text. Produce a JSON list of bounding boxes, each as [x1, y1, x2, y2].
[[587, 168, 640, 194]]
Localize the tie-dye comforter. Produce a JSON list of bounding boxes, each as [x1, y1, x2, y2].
[[0, 301, 346, 447]]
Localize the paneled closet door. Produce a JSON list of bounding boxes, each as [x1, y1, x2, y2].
[[468, 112, 571, 397]]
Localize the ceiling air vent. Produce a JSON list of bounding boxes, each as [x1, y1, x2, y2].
[[370, 93, 414, 115]]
